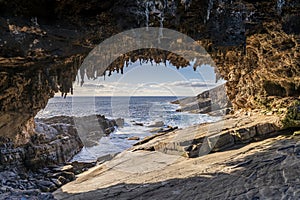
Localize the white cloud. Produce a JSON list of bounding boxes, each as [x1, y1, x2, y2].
[[69, 69, 221, 97], [159, 80, 216, 88], [82, 83, 105, 88]]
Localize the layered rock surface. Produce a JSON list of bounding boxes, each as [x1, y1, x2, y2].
[[0, 115, 116, 199], [131, 110, 295, 157], [52, 107, 300, 199], [172, 84, 232, 115], [0, 115, 116, 170], [54, 125, 300, 200], [0, 117, 82, 170]]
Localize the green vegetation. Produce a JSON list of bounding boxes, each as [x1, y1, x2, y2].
[[281, 100, 300, 128]]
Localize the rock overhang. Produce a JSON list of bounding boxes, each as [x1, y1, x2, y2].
[[0, 0, 299, 144]]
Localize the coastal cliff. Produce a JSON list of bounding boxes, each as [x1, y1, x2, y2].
[[172, 84, 232, 115]]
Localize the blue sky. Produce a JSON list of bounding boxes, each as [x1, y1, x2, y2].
[[69, 61, 224, 97]]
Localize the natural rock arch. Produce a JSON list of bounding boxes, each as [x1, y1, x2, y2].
[[0, 0, 299, 146]]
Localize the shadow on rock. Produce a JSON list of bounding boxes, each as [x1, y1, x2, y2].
[[54, 134, 300, 199]]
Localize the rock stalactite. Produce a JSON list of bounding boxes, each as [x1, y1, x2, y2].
[[0, 0, 299, 154]]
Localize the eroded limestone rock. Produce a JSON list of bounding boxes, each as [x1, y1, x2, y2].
[[0, 0, 299, 147], [131, 111, 288, 158], [173, 84, 232, 115]]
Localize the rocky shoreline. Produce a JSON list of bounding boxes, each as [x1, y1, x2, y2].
[[1, 91, 299, 199], [172, 84, 232, 116], [35, 96, 297, 199], [0, 161, 95, 199], [0, 104, 195, 199], [0, 91, 299, 200], [53, 109, 300, 199], [0, 115, 118, 199]]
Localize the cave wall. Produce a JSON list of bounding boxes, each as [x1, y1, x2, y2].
[[111, 0, 300, 109], [0, 0, 299, 144]]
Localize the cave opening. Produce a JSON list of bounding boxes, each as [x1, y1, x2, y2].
[[32, 25, 231, 162], [36, 52, 225, 162]]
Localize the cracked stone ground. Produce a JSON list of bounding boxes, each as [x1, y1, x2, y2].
[[54, 134, 300, 200]]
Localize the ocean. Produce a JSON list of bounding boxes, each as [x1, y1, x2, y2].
[[36, 96, 219, 162]]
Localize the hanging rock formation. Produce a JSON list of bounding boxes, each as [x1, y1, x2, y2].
[[0, 0, 299, 151]]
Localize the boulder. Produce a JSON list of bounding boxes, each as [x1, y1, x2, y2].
[[134, 122, 144, 126], [66, 161, 97, 174], [174, 85, 232, 115], [115, 118, 125, 128], [147, 121, 164, 128], [128, 136, 140, 141]]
